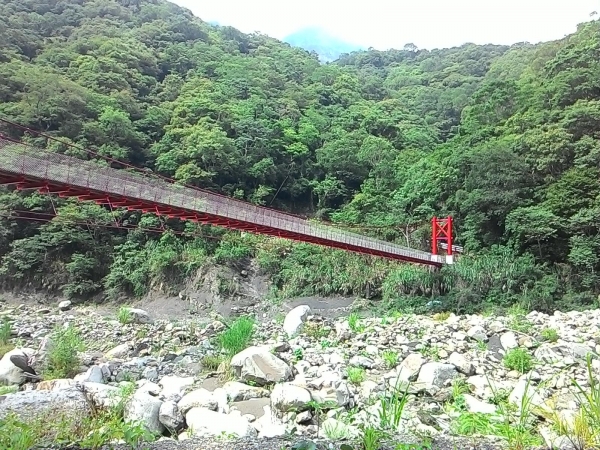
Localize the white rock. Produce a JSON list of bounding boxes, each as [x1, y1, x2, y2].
[[124, 390, 164, 435], [105, 344, 130, 359], [74, 366, 104, 384], [81, 382, 122, 409], [178, 388, 218, 414], [186, 407, 257, 438], [0, 387, 91, 421], [58, 300, 72, 311], [0, 348, 37, 386], [271, 383, 312, 413], [463, 394, 496, 414], [448, 352, 475, 376], [124, 308, 152, 324], [335, 321, 352, 341], [396, 353, 425, 382], [213, 387, 229, 414], [283, 305, 311, 338], [416, 363, 457, 388], [350, 355, 375, 369], [223, 381, 270, 401], [159, 401, 185, 431], [500, 332, 519, 351], [467, 326, 488, 342], [254, 405, 287, 438], [159, 375, 194, 400], [231, 346, 292, 386]]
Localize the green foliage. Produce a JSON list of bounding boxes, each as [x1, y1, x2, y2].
[[540, 327, 559, 343], [346, 366, 366, 385], [218, 316, 255, 357], [503, 348, 534, 374], [44, 325, 85, 379], [378, 377, 411, 431], [382, 350, 399, 369], [118, 307, 133, 325]]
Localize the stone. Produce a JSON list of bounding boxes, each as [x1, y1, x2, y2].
[[350, 355, 375, 369], [58, 300, 72, 311], [231, 346, 292, 386], [0, 387, 91, 422], [396, 353, 425, 382], [271, 383, 312, 413], [467, 326, 488, 342], [81, 382, 122, 409], [283, 305, 311, 338], [0, 348, 38, 386], [335, 321, 352, 341], [36, 379, 77, 391], [124, 308, 152, 324], [448, 352, 475, 375], [105, 344, 130, 359], [159, 401, 185, 431], [74, 366, 104, 384], [500, 331, 519, 351], [124, 390, 164, 435], [186, 408, 257, 438], [463, 394, 496, 414], [159, 375, 194, 401], [177, 388, 218, 414], [142, 367, 159, 382], [222, 381, 270, 401], [416, 363, 457, 388]]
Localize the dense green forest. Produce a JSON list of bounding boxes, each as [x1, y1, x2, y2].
[[1, 0, 599, 314]]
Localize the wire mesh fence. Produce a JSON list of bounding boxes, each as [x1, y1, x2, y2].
[[0, 136, 443, 265]]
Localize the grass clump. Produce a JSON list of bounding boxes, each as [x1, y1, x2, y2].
[[347, 312, 365, 333], [503, 348, 534, 373], [540, 327, 559, 343], [433, 311, 451, 321], [117, 307, 133, 325], [382, 350, 399, 369], [346, 366, 366, 385], [44, 325, 85, 379], [218, 315, 255, 357], [0, 318, 13, 358], [201, 354, 224, 371], [303, 322, 330, 339], [453, 412, 493, 436]]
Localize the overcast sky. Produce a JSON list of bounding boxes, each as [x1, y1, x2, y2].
[[172, 0, 600, 50]]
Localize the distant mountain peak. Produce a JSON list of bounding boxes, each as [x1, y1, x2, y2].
[[283, 27, 364, 62]]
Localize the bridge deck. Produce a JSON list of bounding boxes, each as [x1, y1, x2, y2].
[[0, 138, 445, 266]]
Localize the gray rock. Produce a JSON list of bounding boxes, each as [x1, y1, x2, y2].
[[74, 366, 104, 384], [500, 331, 519, 351], [159, 401, 185, 431], [467, 326, 488, 342], [223, 381, 270, 402], [349, 355, 375, 369], [58, 300, 72, 311], [105, 343, 130, 359], [448, 352, 475, 376], [124, 390, 164, 435], [124, 308, 153, 324], [186, 408, 257, 438], [416, 362, 457, 388], [283, 305, 311, 338], [178, 388, 218, 414], [231, 346, 292, 386], [397, 353, 425, 382], [0, 348, 37, 386], [0, 387, 91, 422], [271, 383, 311, 413]]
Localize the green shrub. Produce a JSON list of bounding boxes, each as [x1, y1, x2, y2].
[[503, 348, 534, 373], [346, 366, 366, 385], [44, 325, 85, 379], [218, 316, 255, 356], [382, 350, 399, 368], [117, 307, 133, 324], [540, 327, 559, 343]]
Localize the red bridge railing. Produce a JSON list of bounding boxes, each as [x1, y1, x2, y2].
[[0, 137, 446, 266]]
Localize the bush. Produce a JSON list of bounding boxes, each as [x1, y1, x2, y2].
[[218, 316, 255, 357], [44, 325, 85, 379], [503, 348, 534, 373]]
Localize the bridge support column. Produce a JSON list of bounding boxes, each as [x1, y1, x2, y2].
[[432, 216, 453, 259]]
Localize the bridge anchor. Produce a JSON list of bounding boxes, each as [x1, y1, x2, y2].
[[432, 216, 454, 264]]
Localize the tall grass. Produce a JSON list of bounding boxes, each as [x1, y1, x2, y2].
[[44, 325, 85, 379], [218, 316, 255, 357], [0, 319, 13, 358]]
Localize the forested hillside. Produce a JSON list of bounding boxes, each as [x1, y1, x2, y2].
[[0, 0, 599, 314]]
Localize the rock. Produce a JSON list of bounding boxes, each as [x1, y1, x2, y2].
[[335, 321, 352, 341], [271, 383, 312, 413], [0, 387, 91, 422], [311, 382, 351, 407], [231, 346, 292, 386], [467, 326, 488, 342], [58, 300, 72, 311], [223, 381, 270, 401], [36, 379, 77, 391], [178, 388, 218, 414], [448, 352, 475, 375], [159, 401, 185, 431], [463, 394, 497, 414], [124, 390, 164, 435], [186, 408, 257, 438], [500, 331, 519, 351], [416, 363, 457, 388], [142, 367, 159, 382], [74, 366, 104, 384], [0, 348, 38, 386], [81, 382, 122, 409], [159, 375, 194, 401], [283, 305, 311, 338], [105, 344, 130, 359], [320, 418, 358, 439], [397, 353, 425, 382], [350, 355, 375, 369], [124, 308, 152, 324]]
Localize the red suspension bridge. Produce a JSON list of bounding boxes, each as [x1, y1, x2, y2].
[[0, 129, 454, 267]]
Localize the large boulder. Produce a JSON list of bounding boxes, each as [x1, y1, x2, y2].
[[283, 305, 311, 338], [177, 388, 218, 414], [0, 348, 37, 386], [231, 346, 292, 386], [222, 381, 270, 402], [270, 383, 311, 413], [0, 387, 91, 422], [416, 363, 458, 389], [159, 401, 185, 431], [186, 408, 257, 438], [124, 390, 164, 435], [123, 308, 152, 324]]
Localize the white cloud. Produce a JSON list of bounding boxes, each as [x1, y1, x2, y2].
[[172, 0, 600, 50]]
